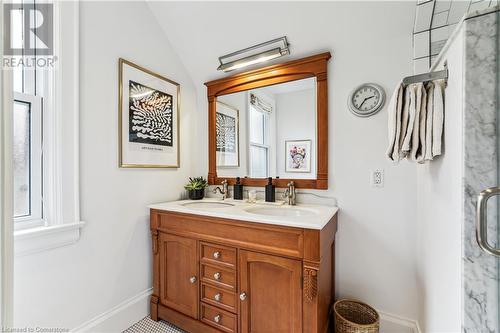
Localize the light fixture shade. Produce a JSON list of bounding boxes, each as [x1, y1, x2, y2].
[[217, 37, 290, 72]]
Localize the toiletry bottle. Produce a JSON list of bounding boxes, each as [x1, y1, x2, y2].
[[265, 177, 275, 202], [233, 177, 243, 200]]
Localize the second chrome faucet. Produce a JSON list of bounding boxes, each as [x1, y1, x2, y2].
[[282, 181, 296, 205]]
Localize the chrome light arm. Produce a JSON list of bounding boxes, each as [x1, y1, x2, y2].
[[476, 187, 500, 257]]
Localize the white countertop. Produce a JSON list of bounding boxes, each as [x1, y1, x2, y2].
[[148, 198, 338, 230]]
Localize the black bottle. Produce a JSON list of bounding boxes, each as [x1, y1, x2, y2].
[[233, 177, 243, 200], [265, 177, 275, 202]]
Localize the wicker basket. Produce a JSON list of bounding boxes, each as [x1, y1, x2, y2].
[[334, 299, 380, 333]]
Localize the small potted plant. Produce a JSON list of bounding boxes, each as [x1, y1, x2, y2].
[[184, 176, 208, 200]]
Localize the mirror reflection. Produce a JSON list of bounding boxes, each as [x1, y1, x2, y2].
[[216, 77, 317, 179]]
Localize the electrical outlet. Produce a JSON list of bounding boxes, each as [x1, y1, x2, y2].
[[370, 169, 384, 187]]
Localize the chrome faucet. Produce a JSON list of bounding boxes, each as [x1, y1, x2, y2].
[[282, 181, 296, 205], [212, 179, 229, 200]]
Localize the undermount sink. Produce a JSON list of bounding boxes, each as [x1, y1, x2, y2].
[[244, 206, 318, 217], [181, 201, 235, 209]]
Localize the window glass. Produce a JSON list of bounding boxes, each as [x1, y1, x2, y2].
[[250, 146, 268, 178], [13, 100, 31, 217], [249, 106, 265, 145]]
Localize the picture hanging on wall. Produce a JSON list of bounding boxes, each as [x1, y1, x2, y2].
[[216, 101, 240, 167], [118, 58, 180, 168], [285, 140, 311, 173]]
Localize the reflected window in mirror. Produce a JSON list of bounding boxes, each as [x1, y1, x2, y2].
[[249, 93, 272, 178]]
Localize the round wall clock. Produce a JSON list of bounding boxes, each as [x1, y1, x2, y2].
[[348, 83, 386, 117]]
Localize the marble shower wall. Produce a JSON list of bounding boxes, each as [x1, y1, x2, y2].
[[463, 9, 499, 333]]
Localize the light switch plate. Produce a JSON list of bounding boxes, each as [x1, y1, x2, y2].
[[370, 169, 384, 188]]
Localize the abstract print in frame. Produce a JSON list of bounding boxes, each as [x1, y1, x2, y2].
[[285, 140, 311, 173], [216, 101, 239, 167], [119, 58, 180, 168]]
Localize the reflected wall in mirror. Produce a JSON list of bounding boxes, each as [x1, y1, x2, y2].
[[216, 77, 317, 180]]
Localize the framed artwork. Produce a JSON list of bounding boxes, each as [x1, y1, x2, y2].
[[118, 58, 180, 168], [216, 101, 240, 167], [285, 140, 311, 173]]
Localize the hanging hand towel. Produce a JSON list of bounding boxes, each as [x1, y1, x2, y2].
[[432, 80, 445, 157], [385, 82, 404, 162], [401, 84, 417, 154], [409, 83, 425, 161], [424, 82, 435, 161], [416, 84, 428, 163], [398, 87, 411, 159]]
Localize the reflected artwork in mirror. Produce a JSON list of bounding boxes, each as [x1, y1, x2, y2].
[[216, 101, 240, 168], [216, 77, 316, 179], [206, 52, 331, 189]]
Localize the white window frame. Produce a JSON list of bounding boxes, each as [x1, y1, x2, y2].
[[248, 103, 270, 177], [13, 1, 84, 257], [13, 92, 43, 230]]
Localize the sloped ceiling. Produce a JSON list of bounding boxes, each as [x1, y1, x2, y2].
[[146, 1, 415, 86]]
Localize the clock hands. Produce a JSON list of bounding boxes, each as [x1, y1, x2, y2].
[[358, 95, 375, 108]]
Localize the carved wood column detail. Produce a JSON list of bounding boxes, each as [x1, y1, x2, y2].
[[152, 230, 158, 255], [303, 267, 318, 302]]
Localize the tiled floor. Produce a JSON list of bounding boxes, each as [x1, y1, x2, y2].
[[125, 315, 409, 333], [123, 317, 185, 333]]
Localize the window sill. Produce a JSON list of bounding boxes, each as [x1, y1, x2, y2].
[[14, 221, 86, 257]]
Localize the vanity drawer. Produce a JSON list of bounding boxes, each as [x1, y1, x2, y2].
[[201, 263, 236, 291], [201, 283, 236, 313], [200, 302, 237, 333], [201, 242, 236, 269]]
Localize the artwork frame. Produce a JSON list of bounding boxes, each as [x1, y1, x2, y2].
[[118, 58, 180, 168], [216, 101, 240, 168], [285, 140, 312, 173]]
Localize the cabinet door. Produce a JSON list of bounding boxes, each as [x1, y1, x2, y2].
[[239, 250, 302, 333], [159, 233, 198, 318]]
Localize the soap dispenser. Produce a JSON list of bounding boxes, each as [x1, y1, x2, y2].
[[265, 177, 275, 202], [233, 177, 243, 200]]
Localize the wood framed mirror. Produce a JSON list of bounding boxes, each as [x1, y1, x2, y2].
[[205, 52, 331, 189]]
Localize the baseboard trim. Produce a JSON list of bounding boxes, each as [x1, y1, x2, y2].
[[72, 288, 153, 332], [379, 310, 421, 333]]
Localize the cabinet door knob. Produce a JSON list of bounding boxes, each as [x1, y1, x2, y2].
[[213, 272, 221, 280], [239, 292, 247, 301], [189, 276, 197, 284], [213, 251, 221, 259], [214, 314, 221, 323], [214, 293, 221, 301]]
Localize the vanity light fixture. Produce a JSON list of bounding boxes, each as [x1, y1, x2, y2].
[[217, 36, 290, 72]]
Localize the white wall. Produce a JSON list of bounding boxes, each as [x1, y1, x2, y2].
[[415, 26, 464, 333], [275, 89, 316, 179], [148, 1, 420, 324], [13, 1, 197, 330]]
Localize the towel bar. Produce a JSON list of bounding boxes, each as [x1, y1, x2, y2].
[[402, 63, 448, 86]]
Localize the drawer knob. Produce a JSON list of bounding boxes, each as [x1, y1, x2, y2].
[[189, 276, 197, 284], [214, 314, 221, 323], [213, 272, 221, 280], [213, 251, 221, 259], [214, 293, 221, 301], [239, 292, 247, 301]]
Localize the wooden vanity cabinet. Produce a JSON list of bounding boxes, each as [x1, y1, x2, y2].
[[150, 209, 338, 333], [158, 233, 198, 319]]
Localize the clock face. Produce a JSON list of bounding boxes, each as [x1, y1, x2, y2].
[[348, 84, 385, 117]]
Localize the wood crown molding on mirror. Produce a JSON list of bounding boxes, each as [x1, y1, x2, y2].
[[205, 52, 331, 189]]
